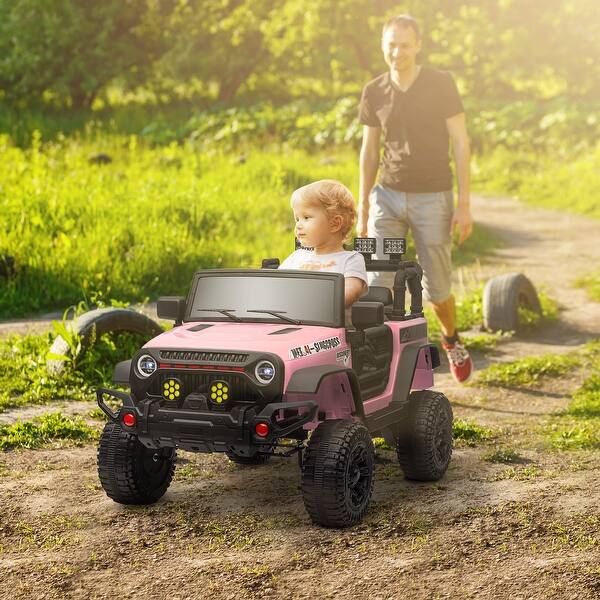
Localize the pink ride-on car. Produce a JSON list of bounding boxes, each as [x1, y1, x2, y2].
[[96, 237, 453, 528]]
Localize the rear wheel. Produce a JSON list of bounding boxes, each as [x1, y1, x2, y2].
[[396, 390, 453, 481], [301, 420, 374, 528], [97, 422, 176, 504]]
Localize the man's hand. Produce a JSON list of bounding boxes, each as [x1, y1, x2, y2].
[[356, 206, 369, 237], [451, 203, 473, 245]]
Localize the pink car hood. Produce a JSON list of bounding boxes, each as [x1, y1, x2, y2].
[[144, 321, 345, 359]]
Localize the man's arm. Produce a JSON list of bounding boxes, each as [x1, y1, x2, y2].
[[357, 125, 381, 237], [446, 112, 473, 244]]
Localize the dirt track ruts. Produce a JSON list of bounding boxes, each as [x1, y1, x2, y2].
[[1, 194, 600, 599]]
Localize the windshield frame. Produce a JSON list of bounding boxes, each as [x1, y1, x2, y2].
[[184, 269, 345, 328]]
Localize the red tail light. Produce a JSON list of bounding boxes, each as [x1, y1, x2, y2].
[[255, 422, 270, 437], [122, 412, 136, 427]]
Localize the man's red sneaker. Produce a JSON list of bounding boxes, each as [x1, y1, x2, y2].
[[442, 341, 473, 384]]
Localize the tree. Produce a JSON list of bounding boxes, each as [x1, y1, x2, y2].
[[0, 0, 176, 108]]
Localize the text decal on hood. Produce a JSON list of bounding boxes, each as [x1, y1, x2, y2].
[[289, 336, 341, 360]]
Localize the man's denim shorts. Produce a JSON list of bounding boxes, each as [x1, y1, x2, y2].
[[367, 184, 454, 304]]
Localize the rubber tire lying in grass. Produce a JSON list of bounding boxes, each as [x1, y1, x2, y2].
[[482, 272, 541, 333], [47, 307, 163, 376], [396, 390, 453, 481], [97, 422, 176, 504], [301, 419, 374, 528], [226, 448, 271, 465]]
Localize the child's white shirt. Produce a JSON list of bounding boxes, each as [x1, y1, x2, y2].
[[279, 249, 368, 284]]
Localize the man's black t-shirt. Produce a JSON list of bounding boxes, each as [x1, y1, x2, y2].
[[359, 66, 464, 193]]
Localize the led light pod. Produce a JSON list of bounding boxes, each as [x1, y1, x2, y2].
[[210, 380, 230, 405], [163, 378, 182, 401]]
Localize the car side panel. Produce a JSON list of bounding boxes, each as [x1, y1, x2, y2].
[[361, 317, 431, 416], [285, 371, 358, 429]]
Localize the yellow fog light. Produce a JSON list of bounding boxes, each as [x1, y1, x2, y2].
[[163, 378, 182, 401], [210, 380, 230, 405]]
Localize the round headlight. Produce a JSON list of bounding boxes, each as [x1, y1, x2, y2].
[[137, 354, 157, 378], [255, 360, 276, 384]]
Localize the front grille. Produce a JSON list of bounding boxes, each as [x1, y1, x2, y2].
[[149, 371, 263, 404], [159, 350, 248, 363]]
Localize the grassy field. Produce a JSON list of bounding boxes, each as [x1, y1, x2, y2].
[[0, 135, 345, 317], [0, 132, 501, 319], [473, 143, 600, 218]]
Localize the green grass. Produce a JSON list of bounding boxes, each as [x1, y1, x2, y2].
[[474, 142, 600, 219], [546, 345, 600, 450], [0, 132, 501, 319], [425, 287, 485, 342], [546, 422, 599, 450], [0, 135, 331, 317], [0, 412, 98, 450], [425, 286, 557, 351], [576, 273, 600, 302], [0, 327, 150, 413], [476, 353, 580, 387], [482, 447, 523, 464], [452, 419, 495, 446], [461, 333, 505, 352]]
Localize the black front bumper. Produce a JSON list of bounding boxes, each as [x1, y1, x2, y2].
[[97, 388, 317, 453]]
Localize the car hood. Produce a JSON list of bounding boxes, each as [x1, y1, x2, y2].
[[144, 321, 346, 357]]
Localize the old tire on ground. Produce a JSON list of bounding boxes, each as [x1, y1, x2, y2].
[[396, 390, 453, 481], [47, 307, 163, 376], [482, 273, 541, 333], [301, 420, 374, 528], [97, 422, 176, 504], [226, 448, 271, 465]]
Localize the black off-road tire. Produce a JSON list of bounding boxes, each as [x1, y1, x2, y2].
[[301, 420, 374, 528], [225, 449, 271, 465], [482, 273, 541, 333], [97, 422, 176, 504], [47, 307, 163, 376], [396, 390, 453, 481]]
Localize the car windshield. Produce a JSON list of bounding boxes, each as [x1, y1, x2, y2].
[[188, 272, 340, 326]]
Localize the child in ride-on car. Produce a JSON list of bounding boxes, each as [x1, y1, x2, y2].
[[278, 179, 368, 308]]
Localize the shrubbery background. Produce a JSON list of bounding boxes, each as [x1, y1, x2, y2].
[[1, 0, 599, 317]]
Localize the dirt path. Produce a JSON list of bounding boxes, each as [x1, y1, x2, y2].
[[1, 194, 600, 599]]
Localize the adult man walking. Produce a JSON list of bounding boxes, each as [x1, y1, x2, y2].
[[357, 14, 474, 383]]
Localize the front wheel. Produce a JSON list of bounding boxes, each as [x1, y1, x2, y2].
[[301, 420, 374, 528], [396, 390, 453, 481], [97, 422, 176, 504]]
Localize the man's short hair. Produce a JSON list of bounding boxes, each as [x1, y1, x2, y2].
[[382, 14, 420, 39]]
